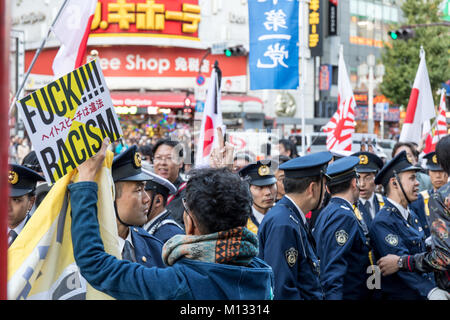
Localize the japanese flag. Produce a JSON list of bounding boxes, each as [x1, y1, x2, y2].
[[52, 0, 97, 78], [195, 63, 225, 167], [399, 48, 436, 145], [323, 46, 355, 152]]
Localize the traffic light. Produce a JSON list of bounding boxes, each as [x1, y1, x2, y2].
[[388, 28, 415, 40], [224, 45, 246, 57]]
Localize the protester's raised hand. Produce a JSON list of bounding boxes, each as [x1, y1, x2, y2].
[[209, 127, 234, 170], [77, 137, 110, 182]]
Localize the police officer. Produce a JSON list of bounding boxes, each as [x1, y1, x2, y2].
[[410, 151, 448, 238], [258, 151, 332, 299], [142, 170, 184, 243], [238, 161, 277, 234], [112, 145, 166, 268], [8, 164, 45, 247], [313, 156, 373, 300], [369, 151, 437, 300], [352, 152, 385, 229]]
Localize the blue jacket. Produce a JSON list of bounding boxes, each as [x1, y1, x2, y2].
[[357, 193, 385, 229], [409, 191, 432, 238], [258, 196, 323, 300], [69, 182, 274, 300], [369, 199, 435, 300], [313, 197, 372, 300], [129, 226, 166, 268]]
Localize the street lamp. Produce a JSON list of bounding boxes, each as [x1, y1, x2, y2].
[[357, 55, 384, 135]]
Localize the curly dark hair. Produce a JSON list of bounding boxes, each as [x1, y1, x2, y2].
[[185, 167, 252, 234]]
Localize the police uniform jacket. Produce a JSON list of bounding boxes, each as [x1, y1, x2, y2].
[[69, 182, 274, 300], [258, 196, 323, 300], [409, 191, 432, 238], [144, 209, 184, 244], [368, 199, 436, 300], [313, 197, 372, 300], [129, 226, 166, 268]]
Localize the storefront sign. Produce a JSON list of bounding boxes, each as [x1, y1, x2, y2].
[[16, 60, 122, 184], [90, 0, 200, 40], [328, 0, 337, 36], [355, 106, 399, 122], [309, 0, 323, 56]]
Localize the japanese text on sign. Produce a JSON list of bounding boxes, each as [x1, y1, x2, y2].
[[91, 0, 201, 34], [16, 60, 123, 184]]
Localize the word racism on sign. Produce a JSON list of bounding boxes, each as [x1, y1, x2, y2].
[[16, 59, 123, 184]]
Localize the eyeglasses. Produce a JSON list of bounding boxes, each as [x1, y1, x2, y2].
[[153, 156, 173, 163]]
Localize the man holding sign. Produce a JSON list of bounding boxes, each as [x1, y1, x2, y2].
[[16, 60, 123, 185]]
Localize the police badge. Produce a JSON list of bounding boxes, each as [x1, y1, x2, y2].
[[134, 153, 142, 168], [359, 155, 369, 165], [258, 165, 270, 176], [8, 171, 19, 185], [335, 230, 348, 246], [385, 234, 398, 247], [432, 154, 438, 164], [285, 247, 298, 267]]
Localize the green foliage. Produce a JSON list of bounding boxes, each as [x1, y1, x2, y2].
[[380, 0, 450, 107]]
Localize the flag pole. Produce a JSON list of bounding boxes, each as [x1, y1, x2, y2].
[[298, 0, 308, 155], [8, 0, 70, 118], [1, 0, 11, 300]]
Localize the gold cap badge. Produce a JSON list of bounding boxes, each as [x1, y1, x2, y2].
[[406, 154, 414, 165], [432, 154, 438, 164], [134, 153, 142, 168], [359, 155, 369, 165], [9, 171, 19, 185], [258, 165, 270, 176]]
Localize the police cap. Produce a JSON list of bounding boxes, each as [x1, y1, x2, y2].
[[326, 156, 360, 186], [238, 160, 277, 186], [351, 151, 384, 173], [9, 164, 45, 197], [374, 150, 421, 186], [143, 169, 177, 198], [280, 151, 332, 179], [112, 145, 153, 182], [423, 152, 443, 171]]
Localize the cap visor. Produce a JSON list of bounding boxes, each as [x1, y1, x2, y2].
[[10, 188, 33, 197], [117, 172, 153, 182], [250, 177, 277, 186]]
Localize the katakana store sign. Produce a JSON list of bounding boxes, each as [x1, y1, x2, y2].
[[89, 0, 201, 44]]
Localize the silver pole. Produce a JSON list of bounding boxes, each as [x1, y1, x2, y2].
[[9, 0, 70, 117], [299, 0, 309, 155]]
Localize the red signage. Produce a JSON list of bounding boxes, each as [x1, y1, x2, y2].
[[25, 46, 247, 78], [90, 0, 200, 40]]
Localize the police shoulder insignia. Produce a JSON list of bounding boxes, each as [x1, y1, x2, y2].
[[385, 234, 398, 246], [335, 230, 348, 246], [8, 171, 18, 185], [258, 165, 270, 176], [134, 153, 142, 168], [285, 247, 298, 267], [359, 155, 369, 165]]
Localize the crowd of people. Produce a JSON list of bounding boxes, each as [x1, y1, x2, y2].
[[7, 130, 450, 300]]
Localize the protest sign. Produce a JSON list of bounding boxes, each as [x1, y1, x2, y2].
[[16, 59, 123, 184]]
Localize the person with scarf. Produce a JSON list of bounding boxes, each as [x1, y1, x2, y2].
[[69, 138, 274, 299]]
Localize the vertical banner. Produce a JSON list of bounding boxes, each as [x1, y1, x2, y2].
[[248, 0, 299, 90], [309, 0, 323, 56], [328, 0, 337, 36], [15, 59, 123, 184]]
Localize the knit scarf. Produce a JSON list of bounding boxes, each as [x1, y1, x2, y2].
[[162, 226, 259, 266]]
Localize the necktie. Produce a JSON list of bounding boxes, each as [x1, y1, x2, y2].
[[122, 240, 136, 262], [363, 200, 372, 218], [9, 230, 18, 247]]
